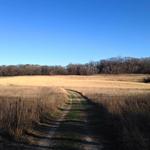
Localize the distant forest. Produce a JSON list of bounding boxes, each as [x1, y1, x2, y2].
[[0, 57, 150, 76]]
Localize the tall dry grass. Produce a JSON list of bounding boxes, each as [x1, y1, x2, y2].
[[86, 92, 150, 150], [0, 86, 68, 140], [0, 75, 149, 90], [0, 75, 149, 148]]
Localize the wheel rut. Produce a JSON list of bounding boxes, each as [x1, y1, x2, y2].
[[49, 91, 103, 150]]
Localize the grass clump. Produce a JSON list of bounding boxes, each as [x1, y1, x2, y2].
[[86, 93, 150, 150], [143, 76, 150, 83], [0, 86, 68, 140]]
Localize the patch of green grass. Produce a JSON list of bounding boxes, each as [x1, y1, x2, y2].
[[52, 93, 86, 150], [54, 141, 81, 150], [67, 110, 80, 120]]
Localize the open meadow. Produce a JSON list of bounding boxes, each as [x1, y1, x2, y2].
[[0, 74, 149, 91], [0, 74, 150, 150], [1, 0, 150, 149]]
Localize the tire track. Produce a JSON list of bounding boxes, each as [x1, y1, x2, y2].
[[37, 96, 73, 150]]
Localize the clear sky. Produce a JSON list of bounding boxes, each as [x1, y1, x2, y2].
[[0, 0, 150, 66]]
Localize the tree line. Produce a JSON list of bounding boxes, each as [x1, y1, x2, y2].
[[0, 57, 149, 76]]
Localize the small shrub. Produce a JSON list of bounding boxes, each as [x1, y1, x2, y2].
[[143, 77, 150, 83]]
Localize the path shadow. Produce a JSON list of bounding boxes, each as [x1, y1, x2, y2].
[[82, 94, 150, 150], [51, 137, 100, 146]]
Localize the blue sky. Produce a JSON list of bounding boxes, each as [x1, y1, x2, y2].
[[0, 0, 150, 65]]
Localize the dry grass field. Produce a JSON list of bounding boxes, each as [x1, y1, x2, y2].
[[0, 74, 149, 90], [0, 74, 150, 149], [0, 86, 68, 140], [0, 74, 149, 98]]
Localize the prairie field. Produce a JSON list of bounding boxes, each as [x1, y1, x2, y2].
[[0, 74, 150, 150], [0, 86, 68, 140], [0, 74, 149, 97], [1, 0, 150, 149], [0, 74, 149, 89]]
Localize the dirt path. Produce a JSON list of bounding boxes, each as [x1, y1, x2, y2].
[[1, 91, 103, 150], [36, 100, 72, 150], [48, 90, 103, 150]]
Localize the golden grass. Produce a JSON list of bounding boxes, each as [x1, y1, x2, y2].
[[0, 74, 149, 91], [0, 74, 149, 147], [0, 86, 68, 139], [85, 92, 150, 150], [0, 74, 149, 105], [66, 75, 150, 150]]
